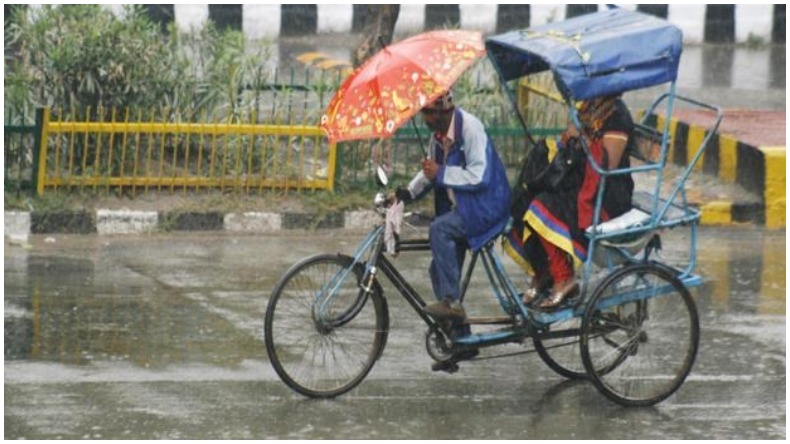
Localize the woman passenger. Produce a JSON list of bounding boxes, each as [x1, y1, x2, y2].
[[510, 95, 635, 309]]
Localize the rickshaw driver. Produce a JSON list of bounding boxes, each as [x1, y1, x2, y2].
[[393, 90, 511, 342]]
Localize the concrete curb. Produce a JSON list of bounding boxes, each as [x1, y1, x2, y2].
[[5, 211, 31, 243], [4, 209, 382, 239], [644, 113, 785, 228], [2, 198, 774, 242]]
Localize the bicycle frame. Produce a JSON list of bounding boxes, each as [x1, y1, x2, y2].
[[339, 218, 617, 349], [345, 223, 539, 345]]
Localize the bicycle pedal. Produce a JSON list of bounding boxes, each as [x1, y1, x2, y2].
[[431, 360, 460, 373], [435, 319, 454, 330]]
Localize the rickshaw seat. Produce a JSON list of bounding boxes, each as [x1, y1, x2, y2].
[[584, 199, 655, 266], [631, 190, 693, 225], [586, 207, 650, 238], [586, 191, 693, 237], [585, 189, 695, 258], [585, 206, 652, 255]]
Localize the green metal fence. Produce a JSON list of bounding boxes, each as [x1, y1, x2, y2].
[[4, 109, 40, 196]]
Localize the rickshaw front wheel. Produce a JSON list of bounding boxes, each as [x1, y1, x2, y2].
[[264, 254, 389, 398]]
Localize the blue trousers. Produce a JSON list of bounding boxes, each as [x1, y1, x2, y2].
[[428, 211, 468, 303]]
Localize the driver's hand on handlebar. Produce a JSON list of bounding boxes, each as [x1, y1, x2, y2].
[[391, 186, 413, 204]]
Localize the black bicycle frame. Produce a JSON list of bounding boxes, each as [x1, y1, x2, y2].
[[372, 237, 509, 330]]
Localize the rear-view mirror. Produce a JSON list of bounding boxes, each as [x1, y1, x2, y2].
[[375, 166, 389, 188]]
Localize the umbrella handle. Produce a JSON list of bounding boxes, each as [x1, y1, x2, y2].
[[409, 118, 429, 159]]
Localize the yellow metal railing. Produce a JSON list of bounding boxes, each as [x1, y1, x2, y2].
[[517, 72, 569, 131], [36, 108, 337, 196]]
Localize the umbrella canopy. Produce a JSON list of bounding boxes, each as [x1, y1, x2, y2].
[[486, 8, 682, 101], [320, 30, 485, 143]]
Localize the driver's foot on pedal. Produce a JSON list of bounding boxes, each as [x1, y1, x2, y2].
[[431, 349, 479, 372], [451, 322, 472, 339], [423, 299, 466, 321]]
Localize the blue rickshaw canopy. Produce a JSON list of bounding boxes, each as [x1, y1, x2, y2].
[[485, 8, 683, 101]]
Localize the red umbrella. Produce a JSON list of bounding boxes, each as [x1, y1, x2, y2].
[[320, 30, 485, 143]]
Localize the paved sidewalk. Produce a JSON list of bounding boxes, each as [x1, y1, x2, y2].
[[647, 109, 785, 228]]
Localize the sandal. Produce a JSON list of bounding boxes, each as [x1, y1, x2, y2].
[[538, 280, 579, 309]]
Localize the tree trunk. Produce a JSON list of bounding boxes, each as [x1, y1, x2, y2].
[[351, 5, 400, 68]]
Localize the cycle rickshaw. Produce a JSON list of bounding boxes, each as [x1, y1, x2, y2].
[[264, 9, 723, 407]]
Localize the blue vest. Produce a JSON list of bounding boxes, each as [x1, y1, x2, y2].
[[432, 109, 511, 250]]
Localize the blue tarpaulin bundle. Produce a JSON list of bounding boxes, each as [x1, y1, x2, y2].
[[485, 8, 683, 101]]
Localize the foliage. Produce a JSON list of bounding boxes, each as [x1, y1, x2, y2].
[[4, 5, 276, 123], [4, 4, 287, 189], [169, 21, 276, 122]]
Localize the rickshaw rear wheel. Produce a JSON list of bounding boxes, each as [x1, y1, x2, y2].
[[533, 304, 630, 380], [533, 318, 587, 380], [580, 263, 699, 407]]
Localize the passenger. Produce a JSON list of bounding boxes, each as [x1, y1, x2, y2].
[[394, 90, 511, 338], [507, 95, 635, 309]]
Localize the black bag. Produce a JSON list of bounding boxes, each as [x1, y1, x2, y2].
[[510, 138, 585, 220], [510, 139, 549, 220], [544, 136, 585, 192], [517, 138, 551, 190]]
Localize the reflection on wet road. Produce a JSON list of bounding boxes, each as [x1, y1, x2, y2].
[[4, 228, 785, 439]]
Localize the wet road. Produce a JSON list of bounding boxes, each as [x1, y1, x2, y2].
[[4, 227, 785, 439]]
